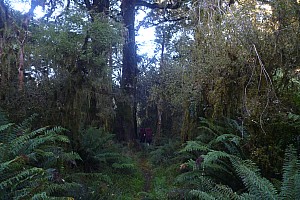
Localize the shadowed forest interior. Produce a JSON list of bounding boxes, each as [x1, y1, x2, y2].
[[0, 0, 300, 199]]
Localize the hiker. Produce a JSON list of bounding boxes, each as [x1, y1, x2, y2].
[[139, 128, 146, 143], [145, 128, 153, 145]]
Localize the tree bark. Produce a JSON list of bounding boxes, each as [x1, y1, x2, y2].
[[155, 29, 166, 144], [115, 0, 138, 142]]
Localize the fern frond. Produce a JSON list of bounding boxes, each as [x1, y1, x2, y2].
[[60, 151, 82, 162], [0, 123, 15, 144], [34, 148, 55, 158], [0, 167, 45, 190], [0, 110, 8, 126], [279, 145, 300, 199], [212, 134, 241, 146], [230, 158, 277, 199], [212, 184, 244, 200], [189, 190, 216, 200], [198, 126, 219, 137], [10, 127, 69, 156], [0, 156, 24, 174], [0, 115, 82, 199], [32, 192, 74, 200], [202, 150, 233, 166], [176, 170, 205, 185], [176, 170, 220, 195], [180, 172, 245, 200], [294, 173, 300, 200], [9, 127, 48, 154], [46, 182, 82, 196], [0, 123, 14, 132], [70, 172, 112, 184], [180, 141, 210, 153], [94, 152, 120, 162], [112, 163, 135, 170], [15, 113, 38, 131], [209, 134, 242, 155], [199, 117, 226, 135]]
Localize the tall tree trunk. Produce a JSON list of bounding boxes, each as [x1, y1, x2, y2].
[[155, 30, 166, 144], [115, 0, 138, 142], [114, 0, 181, 142]]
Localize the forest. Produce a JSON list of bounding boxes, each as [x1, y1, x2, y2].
[[0, 0, 300, 199]]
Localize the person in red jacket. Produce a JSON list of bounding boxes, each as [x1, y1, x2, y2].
[[139, 128, 146, 143], [145, 128, 153, 145]]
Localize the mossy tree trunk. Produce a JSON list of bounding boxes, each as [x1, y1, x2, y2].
[[115, 0, 138, 142]]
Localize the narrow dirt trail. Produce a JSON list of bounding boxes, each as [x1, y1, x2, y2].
[[139, 155, 153, 192]]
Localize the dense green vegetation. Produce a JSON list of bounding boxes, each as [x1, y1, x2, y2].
[[0, 0, 300, 199]]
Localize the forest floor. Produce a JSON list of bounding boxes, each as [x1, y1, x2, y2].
[[139, 155, 153, 192], [137, 147, 154, 193], [134, 144, 156, 199], [123, 143, 178, 199]]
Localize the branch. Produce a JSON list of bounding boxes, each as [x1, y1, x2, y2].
[[136, 0, 182, 9], [136, 15, 189, 30]]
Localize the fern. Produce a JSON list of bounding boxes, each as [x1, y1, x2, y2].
[[230, 158, 278, 199], [189, 190, 216, 200], [45, 182, 82, 197], [112, 163, 135, 170], [0, 167, 45, 190], [177, 119, 290, 199], [0, 113, 81, 199], [14, 113, 38, 131], [0, 122, 14, 132], [202, 150, 233, 165], [0, 123, 15, 143], [199, 117, 226, 135], [180, 140, 210, 153], [279, 145, 300, 199], [177, 170, 245, 200], [32, 192, 74, 200], [60, 151, 82, 162], [213, 134, 241, 144], [211, 134, 242, 155], [69, 172, 112, 184], [190, 184, 245, 200], [78, 127, 134, 171], [148, 138, 183, 166], [0, 109, 9, 125]]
